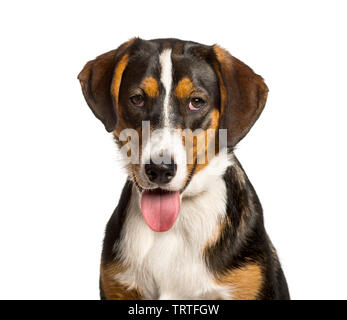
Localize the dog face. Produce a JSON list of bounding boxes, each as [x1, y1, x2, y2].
[[78, 38, 268, 231]]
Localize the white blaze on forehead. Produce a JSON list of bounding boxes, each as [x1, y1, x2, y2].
[[139, 49, 187, 191], [159, 49, 173, 127]]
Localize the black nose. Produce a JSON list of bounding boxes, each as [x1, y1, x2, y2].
[[145, 159, 177, 184]]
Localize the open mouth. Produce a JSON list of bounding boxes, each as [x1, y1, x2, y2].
[[141, 188, 180, 232]]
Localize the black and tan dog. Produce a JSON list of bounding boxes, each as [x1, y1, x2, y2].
[[78, 38, 289, 300]]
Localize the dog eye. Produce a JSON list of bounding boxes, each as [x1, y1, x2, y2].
[[130, 94, 145, 107], [188, 97, 205, 111]]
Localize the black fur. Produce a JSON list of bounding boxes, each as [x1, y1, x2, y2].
[[205, 155, 290, 299], [101, 179, 133, 264]]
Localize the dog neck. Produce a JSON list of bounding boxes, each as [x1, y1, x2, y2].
[[182, 148, 234, 198]]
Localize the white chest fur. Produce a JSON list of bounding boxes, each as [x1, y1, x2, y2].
[[115, 152, 232, 299]]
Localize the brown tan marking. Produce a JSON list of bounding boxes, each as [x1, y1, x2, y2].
[[204, 216, 232, 250], [212, 46, 228, 120], [183, 108, 221, 183], [111, 52, 130, 136], [100, 262, 142, 300], [112, 53, 130, 104], [174, 77, 195, 99], [141, 77, 159, 98], [129, 124, 154, 190], [216, 264, 263, 300]]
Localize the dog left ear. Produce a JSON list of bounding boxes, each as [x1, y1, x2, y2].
[[78, 38, 135, 132], [212, 45, 269, 147]]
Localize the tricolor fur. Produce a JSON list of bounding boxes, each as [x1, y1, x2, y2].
[[78, 38, 290, 300]]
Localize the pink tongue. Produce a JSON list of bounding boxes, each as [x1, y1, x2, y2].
[[141, 190, 180, 232]]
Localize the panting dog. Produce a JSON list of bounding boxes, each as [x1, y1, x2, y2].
[[78, 38, 290, 300]]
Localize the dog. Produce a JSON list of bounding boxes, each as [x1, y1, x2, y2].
[[78, 38, 290, 300]]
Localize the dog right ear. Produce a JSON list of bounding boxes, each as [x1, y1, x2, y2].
[[212, 45, 269, 147], [77, 38, 135, 132]]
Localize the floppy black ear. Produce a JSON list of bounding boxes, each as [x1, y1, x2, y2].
[[212, 45, 269, 147], [77, 39, 135, 132]]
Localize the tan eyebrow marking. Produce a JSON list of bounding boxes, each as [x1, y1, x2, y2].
[[174, 77, 195, 99], [141, 77, 159, 98]]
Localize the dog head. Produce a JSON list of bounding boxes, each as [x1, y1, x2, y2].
[[78, 38, 268, 231]]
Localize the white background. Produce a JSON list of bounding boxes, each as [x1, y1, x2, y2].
[[0, 0, 346, 300]]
